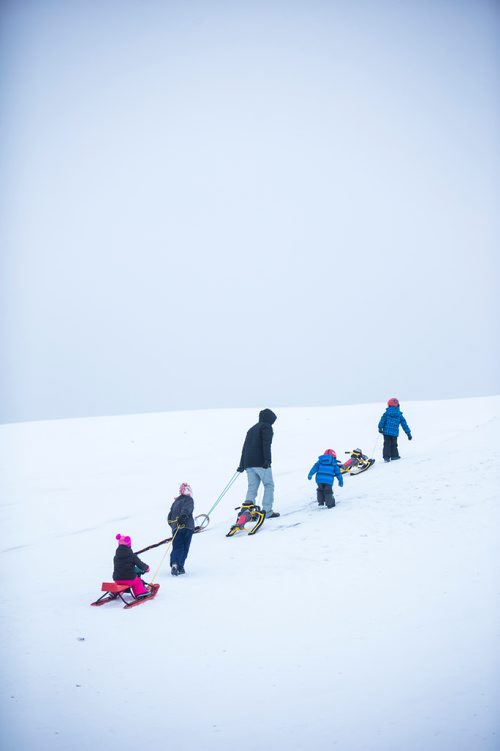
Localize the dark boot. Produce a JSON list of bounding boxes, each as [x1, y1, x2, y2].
[[382, 435, 392, 462], [324, 485, 334, 509]]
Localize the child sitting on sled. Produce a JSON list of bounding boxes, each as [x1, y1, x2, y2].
[[167, 483, 195, 576], [113, 534, 152, 597], [308, 449, 344, 508]]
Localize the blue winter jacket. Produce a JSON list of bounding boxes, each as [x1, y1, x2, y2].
[[308, 454, 344, 487], [378, 406, 411, 437]]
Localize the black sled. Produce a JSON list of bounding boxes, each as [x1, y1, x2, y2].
[[340, 448, 375, 475], [226, 503, 266, 537]]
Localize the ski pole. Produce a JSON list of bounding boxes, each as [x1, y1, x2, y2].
[[149, 526, 181, 585], [199, 471, 241, 528]]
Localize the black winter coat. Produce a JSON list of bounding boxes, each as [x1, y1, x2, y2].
[[168, 494, 195, 532], [238, 408, 277, 470], [113, 545, 149, 581]]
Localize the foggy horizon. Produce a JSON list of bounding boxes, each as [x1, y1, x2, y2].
[[1, 0, 498, 425]]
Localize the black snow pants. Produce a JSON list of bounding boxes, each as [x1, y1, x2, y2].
[[317, 483, 335, 508], [383, 435, 400, 461]]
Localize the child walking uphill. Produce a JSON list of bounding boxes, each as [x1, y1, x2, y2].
[[168, 483, 195, 576], [308, 449, 344, 508], [378, 398, 412, 462], [113, 533, 152, 597]]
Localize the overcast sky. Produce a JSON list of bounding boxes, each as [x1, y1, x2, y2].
[[1, 0, 498, 424]]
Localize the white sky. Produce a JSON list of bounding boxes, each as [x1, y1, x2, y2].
[[1, 0, 499, 423]]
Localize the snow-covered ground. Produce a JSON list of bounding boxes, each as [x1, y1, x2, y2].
[[1, 397, 499, 751]]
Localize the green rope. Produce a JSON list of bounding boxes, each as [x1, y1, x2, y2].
[[203, 471, 241, 521]]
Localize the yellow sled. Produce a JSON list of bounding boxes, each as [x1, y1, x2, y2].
[[226, 503, 266, 537]]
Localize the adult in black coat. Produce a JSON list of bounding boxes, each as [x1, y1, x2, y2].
[[237, 408, 279, 518]]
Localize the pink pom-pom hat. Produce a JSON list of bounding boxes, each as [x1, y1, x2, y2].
[[115, 533, 132, 547]]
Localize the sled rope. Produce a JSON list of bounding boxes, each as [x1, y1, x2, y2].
[[201, 471, 240, 525], [136, 514, 208, 555], [136, 537, 171, 555], [149, 527, 180, 585], [370, 432, 381, 459]]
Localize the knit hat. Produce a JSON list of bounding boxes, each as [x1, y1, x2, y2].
[[116, 533, 131, 547], [387, 398, 400, 407], [179, 482, 192, 496], [324, 449, 337, 458]]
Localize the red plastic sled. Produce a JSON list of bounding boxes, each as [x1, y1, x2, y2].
[[90, 582, 160, 609]]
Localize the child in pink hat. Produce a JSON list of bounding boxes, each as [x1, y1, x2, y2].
[[113, 533, 151, 597]]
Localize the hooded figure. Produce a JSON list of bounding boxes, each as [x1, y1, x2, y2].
[[237, 409, 279, 518]]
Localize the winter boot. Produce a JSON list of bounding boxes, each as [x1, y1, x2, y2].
[[266, 511, 280, 519], [171, 564, 180, 576]]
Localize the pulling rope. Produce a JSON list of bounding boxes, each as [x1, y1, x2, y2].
[[136, 537, 171, 555], [197, 471, 241, 529], [370, 432, 381, 460], [148, 526, 181, 585], [137, 472, 241, 564], [136, 515, 209, 556]]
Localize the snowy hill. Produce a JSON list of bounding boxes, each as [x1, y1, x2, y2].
[[1, 397, 499, 751]]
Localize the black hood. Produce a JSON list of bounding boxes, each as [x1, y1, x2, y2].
[[259, 408, 277, 425]]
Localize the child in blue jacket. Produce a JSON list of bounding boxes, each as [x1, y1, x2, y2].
[[378, 398, 412, 462], [308, 449, 344, 508]]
